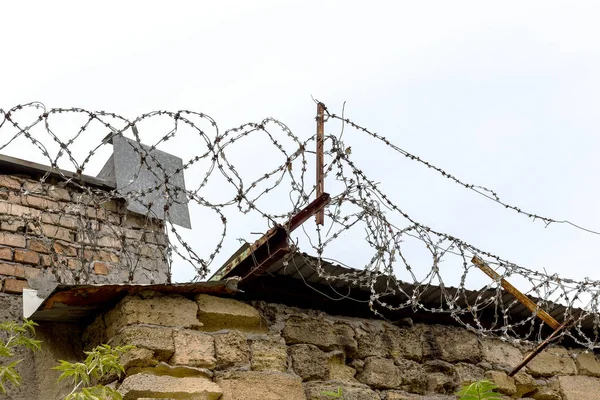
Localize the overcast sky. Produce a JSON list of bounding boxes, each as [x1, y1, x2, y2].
[[2, 1, 600, 300]]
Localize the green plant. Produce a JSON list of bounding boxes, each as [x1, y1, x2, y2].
[[321, 386, 343, 398], [456, 379, 501, 400], [0, 319, 42, 394], [53, 344, 134, 400]]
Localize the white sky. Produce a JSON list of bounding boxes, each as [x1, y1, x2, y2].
[[2, 1, 600, 302]]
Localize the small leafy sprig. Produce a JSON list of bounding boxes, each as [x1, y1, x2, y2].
[[321, 387, 344, 399], [53, 344, 134, 400], [0, 319, 42, 394], [457, 380, 501, 400]]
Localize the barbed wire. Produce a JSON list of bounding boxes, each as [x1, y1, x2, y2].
[[322, 102, 600, 236], [1, 101, 600, 351]]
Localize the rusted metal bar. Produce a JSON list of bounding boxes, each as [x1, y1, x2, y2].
[[472, 256, 560, 330], [209, 193, 331, 282], [508, 317, 573, 376], [316, 102, 325, 225], [289, 193, 330, 232]]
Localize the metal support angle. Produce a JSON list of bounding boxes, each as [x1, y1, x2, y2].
[[472, 256, 571, 377]]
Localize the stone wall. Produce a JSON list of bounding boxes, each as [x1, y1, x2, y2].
[[81, 292, 600, 400], [0, 173, 169, 296]]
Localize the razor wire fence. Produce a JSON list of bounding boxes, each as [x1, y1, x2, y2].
[[1, 101, 600, 350]]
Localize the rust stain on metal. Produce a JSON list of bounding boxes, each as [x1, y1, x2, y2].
[[316, 102, 325, 225], [509, 317, 574, 377], [472, 256, 560, 330]]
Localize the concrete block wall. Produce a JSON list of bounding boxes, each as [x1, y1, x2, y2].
[[0, 173, 170, 294], [83, 292, 600, 400]]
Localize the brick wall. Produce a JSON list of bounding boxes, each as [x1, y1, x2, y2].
[[0, 173, 170, 294], [81, 292, 600, 400]]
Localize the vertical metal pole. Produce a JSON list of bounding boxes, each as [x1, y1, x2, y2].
[[316, 103, 325, 225]]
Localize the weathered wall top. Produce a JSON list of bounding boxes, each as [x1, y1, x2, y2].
[[69, 291, 600, 400]]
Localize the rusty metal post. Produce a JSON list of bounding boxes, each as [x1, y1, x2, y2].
[[316, 103, 325, 225], [508, 317, 573, 377], [472, 256, 560, 330]]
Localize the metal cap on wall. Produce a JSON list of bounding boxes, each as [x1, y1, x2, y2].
[[97, 133, 192, 229]]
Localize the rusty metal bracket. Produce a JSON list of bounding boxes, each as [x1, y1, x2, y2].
[[508, 317, 574, 376], [472, 256, 560, 330], [209, 193, 331, 282]]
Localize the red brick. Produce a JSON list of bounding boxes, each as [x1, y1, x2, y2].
[[81, 249, 119, 263], [47, 185, 71, 201], [0, 247, 12, 261], [40, 254, 53, 267], [0, 263, 40, 279], [93, 262, 111, 276], [41, 224, 73, 242], [67, 258, 82, 270], [0, 202, 41, 218], [29, 239, 50, 253], [53, 241, 78, 256], [41, 213, 80, 230], [4, 279, 29, 293], [0, 232, 26, 248], [0, 220, 26, 232], [14, 250, 40, 265], [0, 176, 22, 190], [21, 195, 60, 210]]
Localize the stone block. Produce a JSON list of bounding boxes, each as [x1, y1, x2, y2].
[[110, 325, 174, 361], [485, 370, 516, 396], [120, 348, 158, 371], [283, 317, 357, 352], [328, 353, 357, 382], [482, 337, 524, 369], [526, 347, 577, 377], [454, 363, 485, 386], [196, 294, 264, 332], [558, 375, 600, 400], [171, 329, 216, 369], [216, 371, 306, 400], [128, 362, 213, 379], [387, 327, 423, 361], [513, 372, 537, 397], [575, 351, 600, 377], [356, 357, 402, 389], [532, 378, 561, 400], [251, 339, 288, 372], [422, 325, 482, 363], [118, 374, 222, 400], [305, 381, 380, 400], [215, 330, 250, 369], [104, 294, 200, 336], [289, 344, 329, 381], [0, 232, 26, 248]]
